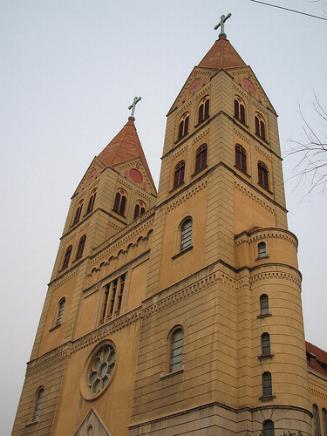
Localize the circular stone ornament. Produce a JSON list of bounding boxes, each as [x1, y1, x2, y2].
[[81, 341, 116, 400]]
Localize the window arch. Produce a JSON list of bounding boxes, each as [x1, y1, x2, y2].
[[255, 113, 266, 140], [234, 96, 246, 124], [195, 144, 207, 173], [180, 217, 192, 251], [32, 386, 44, 422], [313, 404, 321, 436], [261, 332, 271, 357], [258, 241, 267, 258], [55, 298, 66, 326], [263, 419, 275, 436], [258, 161, 269, 190], [62, 245, 72, 270], [73, 200, 84, 225], [173, 161, 185, 189], [178, 113, 189, 140], [169, 327, 184, 372], [198, 96, 210, 124], [86, 189, 97, 214], [322, 408, 327, 436], [260, 294, 270, 316], [134, 200, 146, 220], [76, 235, 86, 260], [262, 371, 273, 397], [235, 144, 247, 172], [113, 189, 127, 216]]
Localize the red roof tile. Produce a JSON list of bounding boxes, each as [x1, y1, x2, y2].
[[306, 341, 327, 378], [198, 35, 246, 70]]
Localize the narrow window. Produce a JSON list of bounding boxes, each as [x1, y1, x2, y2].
[[73, 201, 83, 225], [322, 408, 327, 436], [313, 404, 321, 436], [195, 144, 207, 173], [116, 273, 126, 315], [235, 144, 247, 172], [258, 162, 269, 190], [75, 235, 86, 260], [180, 218, 192, 251], [32, 387, 44, 422], [260, 294, 270, 316], [109, 278, 118, 317], [198, 97, 210, 124], [178, 113, 189, 140], [55, 298, 65, 326], [261, 332, 271, 357], [262, 372, 272, 397], [86, 189, 97, 214], [258, 241, 267, 258], [134, 201, 146, 220], [100, 287, 109, 324], [234, 97, 246, 124], [113, 190, 127, 216], [173, 161, 185, 189], [62, 245, 72, 270], [170, 327, 183, 372], [255, 114, 266, 140], [263, 419, 275, 436]]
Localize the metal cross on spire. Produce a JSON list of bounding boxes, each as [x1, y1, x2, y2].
[[214, 13, 232, 38], [128, 96, 142, 118]]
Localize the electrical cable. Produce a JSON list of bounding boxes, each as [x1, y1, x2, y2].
[[249, 0, 327, 21]]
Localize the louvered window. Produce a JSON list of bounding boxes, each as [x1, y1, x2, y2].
[[170, 328, 183, 372], [180, 218, 192, 251]]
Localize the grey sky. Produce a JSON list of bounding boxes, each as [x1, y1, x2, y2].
[[1, 0, 326, 434]]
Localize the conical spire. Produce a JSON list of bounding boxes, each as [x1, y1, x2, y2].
[[198, 35, 246, 70], [97, 117, 156, 191]]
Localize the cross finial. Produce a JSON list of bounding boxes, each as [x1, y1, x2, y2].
[[214, 13, 232, 38], [128, 96, 142, 119]]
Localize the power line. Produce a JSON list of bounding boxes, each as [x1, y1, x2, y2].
[[249, 0, 327, 21]]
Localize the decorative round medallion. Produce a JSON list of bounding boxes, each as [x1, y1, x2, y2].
[[81, 341, 116, 400], [129, 168, 143, 183]]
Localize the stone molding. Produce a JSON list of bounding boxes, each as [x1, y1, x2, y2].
[[250, 270, 301, 286], [27, 342, 72, 373], [166, 180, 207, 212], [172, 144, 187, 159], [235, 228, 298, 248], [234, 180, 275, 214], [50, 269, 79, 290], [192, 127, 209, 145], [255, 143, 271, 161], [309, 386, 327, 401], [234, 128, 250, 146]]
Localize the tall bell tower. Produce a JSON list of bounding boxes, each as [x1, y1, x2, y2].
[[13, 18, 315, 436]]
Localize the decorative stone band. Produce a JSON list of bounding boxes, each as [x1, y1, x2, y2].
[[250, 265, 302, 287], [235, 227, 298, 248], [166, 180, 207, 212]]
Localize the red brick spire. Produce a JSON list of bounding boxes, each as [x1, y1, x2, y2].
[[198, 35, 246, 70]]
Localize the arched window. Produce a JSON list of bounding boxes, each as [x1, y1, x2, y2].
[[195, 144, 207, 173], [32, 387, 44, 422], [86, 189, 97, 214], [76, 235, 86, 260], [173, 161, 185, 189], [261, 332, 271, 357], [180, 218, 192, 251], [73, 200, 83, 225], [263, 419, 275, 436], [258, 162, 269, 190], [234, 97, 246, 124], [235, 144, 247, 172], [55, 298, 65, 326], [313, 404, 321, 436], [258, 241, 267, 258], [262, 372, 272, 397], [62, 245, 72, 270], [134, 200, 146, 220], [178, 113, 189, 140], [170, 327, 183, 372], [198, 96, 210, 124], [322, 408, 327, 436], [260, 294, 270, 316], [113, 190, 127, 216], [255, 113, 266, 141]]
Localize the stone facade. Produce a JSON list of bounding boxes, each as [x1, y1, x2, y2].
[[12, 34, 327, 436]]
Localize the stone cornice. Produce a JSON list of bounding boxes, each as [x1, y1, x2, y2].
[[235, 227, 298, 248]]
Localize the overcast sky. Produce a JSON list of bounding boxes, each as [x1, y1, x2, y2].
[[1, 1, 326, 434]]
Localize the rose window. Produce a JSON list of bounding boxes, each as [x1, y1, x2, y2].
[[88, 344, 116, 394]]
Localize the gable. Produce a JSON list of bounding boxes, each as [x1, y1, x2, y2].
[[73, 157, 106, 198], [73, 408, 111, 436], [113, 157, 157, 196]]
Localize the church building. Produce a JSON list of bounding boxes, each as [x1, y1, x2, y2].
[[13, 17, 327, 436]]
